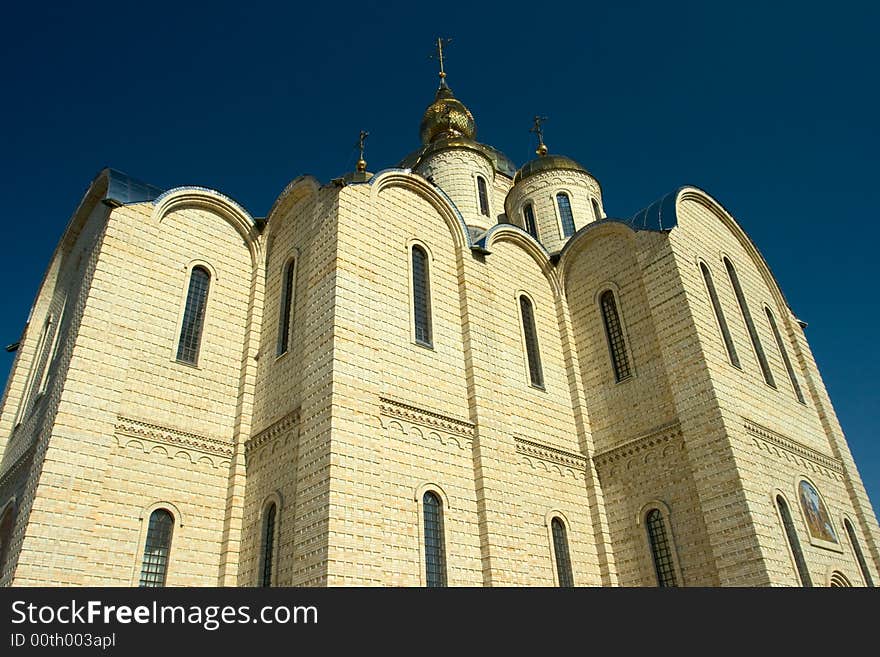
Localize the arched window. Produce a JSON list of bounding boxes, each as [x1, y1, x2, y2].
[[523, 203, 538, 239], [519, 295, 544, 388], [551, 517, 574, 587], [844, 518, 874, 587], [776, 495, 811, 586], [476, 176, 490, 217], [829, 571, 852, 587], [591, 198, 602, 222], [411, 246, 432, 347], [277, 259, 296, 355], [176, 266, 210, 365], [599, 290, 631, 382], [723, 258, 774, 387], [765, 307, 804, 403], [139, 509, 175, 587], [645, 509, 678, 587], [37, 299, 66, 396], [557, 192, 575, 238], [422, 491, 447, 587], [0, 504, 16, 576], [700, 263, 740, 368], [260, 503, 277, 587], [14, 315, 53, 426]]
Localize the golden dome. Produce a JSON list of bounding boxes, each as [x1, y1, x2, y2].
[[419, 83, 476, 145], [513, 153, 592, 185]]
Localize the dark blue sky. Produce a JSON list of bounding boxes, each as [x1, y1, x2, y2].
[[1, 1, 878, 519]]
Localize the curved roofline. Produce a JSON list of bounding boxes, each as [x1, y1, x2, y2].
[[556, 219, 636, 283], [264, 175, 321, 230], [481, 224, 561, 297], [153, 185, 255, 222], [152, 186, 261, 264], [479, 223, 552, 259], [625, 185, 793, 313], [369, 168, 475, 252]]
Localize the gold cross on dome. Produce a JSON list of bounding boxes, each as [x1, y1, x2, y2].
[[530, 115, 549, 155], [430, 37, 453, 81]]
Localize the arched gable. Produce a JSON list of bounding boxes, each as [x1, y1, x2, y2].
[[557, 219, 637, 288], [483, 224, 561, 298], [677, 188, 795, 316], [369, 169, 472, 253], [263, 175, 320, 268], [630, 186, 793, 316], [152, 187, 262, 266]]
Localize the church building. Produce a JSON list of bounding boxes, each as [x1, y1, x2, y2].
[[1, 60, 878, 587]]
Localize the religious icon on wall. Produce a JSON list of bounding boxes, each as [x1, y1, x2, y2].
[[798, 480, 838, 544]]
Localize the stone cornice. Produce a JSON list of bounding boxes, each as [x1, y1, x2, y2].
[[379, 397, 475, 438], [245, 408, 301, 456], [115, 416, 233, 457], [743, 419, 843, 474], [513, 436, 586, 471], [592, 421, 682, 469]]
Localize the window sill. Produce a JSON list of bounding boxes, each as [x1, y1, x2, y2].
[[414, 339, 434, 350]]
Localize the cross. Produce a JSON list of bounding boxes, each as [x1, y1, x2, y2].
[[430, 37, 453, 81], [530, 115, 548, 148], [357, 130, 369, 161]]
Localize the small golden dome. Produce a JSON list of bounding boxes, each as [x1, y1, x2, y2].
[[419, 83, 476, 145], [513, 153, 591, 185]]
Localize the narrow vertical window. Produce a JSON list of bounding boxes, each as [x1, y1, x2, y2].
[[277, 259, 296, 355], [412, 246, 432, 347], [0, 504, 15, 576], [37, 299, 66, 395], [777, 495, 812, 586], [723, 258, 774, 387], [477, 176, 490, 217], [260, 503, 277, 587], [600, 290, 631, 382], [523, 203, 538, 239], [765, 308, 804, 403], [591, 198, 602, 222], [700, 263, 740, 368], [139, 509, 174, 587], [557, 192, 575, 238], [423, 491, 447, 587], [14, 315, 53, 425], [645, 509, 678, 587], [519, 295, 544, 388], [844, 518, 874, 587], [551, 518, 574, 587], [176, 266, 210, 365]]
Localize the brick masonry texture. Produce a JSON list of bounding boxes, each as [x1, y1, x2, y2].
[[1, 141, 878, 588]]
